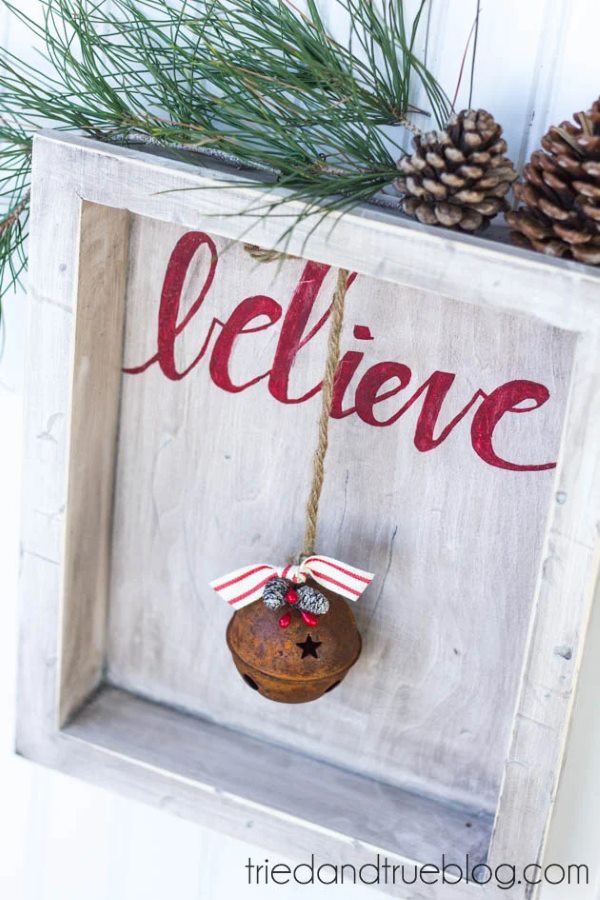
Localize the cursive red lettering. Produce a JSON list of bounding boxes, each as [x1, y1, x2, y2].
[[123, 233, 558, 473], [470, 380, 556, 471], [209, 296, 282, 392], [123, 231, 219, 380], [414, 373, 485, 451], [330, 351, 362, 419], [353, 367, 485, 445], [269, 264, 358, 404], [354, 362, 412, 426]]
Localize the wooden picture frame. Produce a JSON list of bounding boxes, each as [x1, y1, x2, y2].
[[17, 131, 600, 898]]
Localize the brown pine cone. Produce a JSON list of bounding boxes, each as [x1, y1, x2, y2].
[[394, 109, 517, 233], [507, 99, 600, 265]]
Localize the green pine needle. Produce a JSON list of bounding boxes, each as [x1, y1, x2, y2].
[[0, 0, 450, 312]]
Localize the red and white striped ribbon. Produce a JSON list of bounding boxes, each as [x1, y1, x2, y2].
[[210, 555, 374, 610]]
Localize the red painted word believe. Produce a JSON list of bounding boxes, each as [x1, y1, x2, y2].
[[124, 231, 556, 473]]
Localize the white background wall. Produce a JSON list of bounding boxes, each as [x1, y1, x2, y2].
[[0, 1, 599, 898]]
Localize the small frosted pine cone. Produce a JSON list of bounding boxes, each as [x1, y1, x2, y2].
[[296, 584, 329, 615], [506, 99, 600, 265], [262, 577, 291, 610], [395, 109, 517, 233]]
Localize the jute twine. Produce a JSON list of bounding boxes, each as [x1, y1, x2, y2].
[[244, 243, 350, 561]]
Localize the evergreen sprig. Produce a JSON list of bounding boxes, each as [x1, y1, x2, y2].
[[0, 0, 450, 308]]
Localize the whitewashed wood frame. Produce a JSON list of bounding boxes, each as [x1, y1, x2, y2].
[[17, 131, 600, 899]]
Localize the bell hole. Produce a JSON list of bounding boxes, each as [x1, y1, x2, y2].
[[242, 673, 260, 691], [324, 680, 341, 694]]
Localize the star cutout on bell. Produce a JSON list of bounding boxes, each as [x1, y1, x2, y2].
[[296, 635, 322, 659]]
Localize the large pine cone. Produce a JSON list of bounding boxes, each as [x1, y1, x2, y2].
[[506, 99, 600, 265], [395, 109, 517, 233]]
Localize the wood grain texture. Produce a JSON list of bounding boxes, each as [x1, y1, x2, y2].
[[489, 324, 600, 872], [17, 132, 600, 900], [17, 133, 82, 757], [58, 202, 130, 726], [67, 685, 493, 868], [107, 215, 575, 818]]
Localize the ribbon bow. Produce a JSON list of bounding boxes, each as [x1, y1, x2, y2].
[[210, 555, 374, 611]]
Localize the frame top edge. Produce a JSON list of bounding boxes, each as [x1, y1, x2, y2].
[[31, 129, 600, 293]]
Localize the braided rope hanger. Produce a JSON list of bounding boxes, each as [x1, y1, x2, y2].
[[245, 243, 350, 561]]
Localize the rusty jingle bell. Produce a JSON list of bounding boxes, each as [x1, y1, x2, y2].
[[227, 579, 361, 703], [212, 557, 372, 704]]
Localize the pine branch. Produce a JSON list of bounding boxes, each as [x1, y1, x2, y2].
[[0, 121, 31, 316], [0, 191, 30, 233], [0, 0, 450, 311]]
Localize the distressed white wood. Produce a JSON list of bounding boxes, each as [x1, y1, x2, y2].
[[2, 4, 599, 900], [17, 131, 600, 900], [107, 214, 574, 816], [542, 573, 600, 900], [58, 202, 129, 726], [67, 686, 492, 869]]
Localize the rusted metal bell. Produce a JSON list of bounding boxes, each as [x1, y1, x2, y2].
[[226, 581, 361, 703]]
